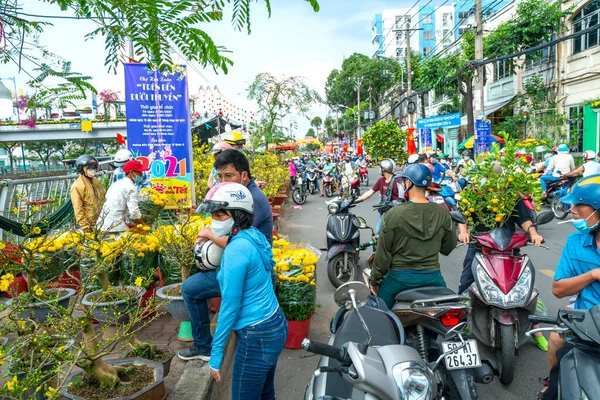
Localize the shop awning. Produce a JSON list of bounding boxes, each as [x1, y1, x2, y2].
[[460, 96, 515, 126]]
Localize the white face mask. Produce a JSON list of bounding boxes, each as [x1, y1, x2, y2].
[[85, 169, 97, 178], [440, 159, 447, 165], [211, 218, 235, 237]]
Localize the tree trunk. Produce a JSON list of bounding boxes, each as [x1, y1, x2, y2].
[[458, 74, 475, 138], [98, 270, 111, 290], [81, 318, 122, 388], [181, 265, 191, 283]]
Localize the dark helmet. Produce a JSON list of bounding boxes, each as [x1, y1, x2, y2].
[[462, 150, 472, 157], [75, 155, 99, 175], [379, 158, 395, 174], [399, 164, 432, 187]]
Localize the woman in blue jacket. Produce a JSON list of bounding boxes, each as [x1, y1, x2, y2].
[[197, 182, 287, 400]]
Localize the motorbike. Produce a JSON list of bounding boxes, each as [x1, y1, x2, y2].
[[359, 166, 369, 187], [541, 174, 580, 219], [427, 182, 456, 213], [325, 194, 365, 288], [322, 170, 337, 198], [359, 212, 494, 399], [306, 168, 319, 195], [292, 169, 308, 205], [464, 211, 555, 384], [527, 306, 600, 399], [305, 281, 482, 400]]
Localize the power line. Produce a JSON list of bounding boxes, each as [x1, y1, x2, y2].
[[378, 0, 429, 56], [394, 0, 453, 56]]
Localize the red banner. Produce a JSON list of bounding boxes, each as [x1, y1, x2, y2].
[[343, 142, 348, 153], [356, 139, 363, 155], [407, 128, 417, 155]]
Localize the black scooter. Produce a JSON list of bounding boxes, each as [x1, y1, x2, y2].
[[527, 306, 600, 399]]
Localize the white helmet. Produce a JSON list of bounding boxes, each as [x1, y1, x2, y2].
[[196, 182, 253, 214], [584, 150, 596, 161], [407, 154, 419, 164], [114, 149, 133, 166], [194, 239, 224, 271]]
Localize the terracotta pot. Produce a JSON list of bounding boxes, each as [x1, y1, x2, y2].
[[271, 205, 281, 214], [49, 269, 81, 291], [140, 284, 157, 319], [273, 195, 287, 206], [285, 317, 312, 349], [62, 357, 166, 400], [5, 275, 28, 298]]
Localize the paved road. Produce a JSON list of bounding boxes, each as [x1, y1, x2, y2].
[[275, 167, 574, 400]]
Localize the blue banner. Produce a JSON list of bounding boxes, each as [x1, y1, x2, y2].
[[124, 64, 193, 207], [420, 128, 433, 152], [475, 119, 491, 154], [416, 112, 461, 129]]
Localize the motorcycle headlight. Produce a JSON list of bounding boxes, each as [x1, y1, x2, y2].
[[392, 361, 432, 400], [475, 263, 533, 308], [327, 203, 339, 214]]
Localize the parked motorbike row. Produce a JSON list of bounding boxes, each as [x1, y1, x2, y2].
[[292, 163, 369, 205]]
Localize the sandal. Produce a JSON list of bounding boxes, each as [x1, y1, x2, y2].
[[537, 378, 549, 400], [533, 335, 549, 352]]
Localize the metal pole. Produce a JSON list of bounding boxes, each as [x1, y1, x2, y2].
[[474, 0, 484, 154], [406, 20, 413, 127], [355, 77, 363, 140]]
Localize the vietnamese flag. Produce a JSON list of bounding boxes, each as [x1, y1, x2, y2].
[[116, 133, 126, 145], [343, 142, 348, 153], [406, 128, 417, 155], [357, 139, 363, 155]]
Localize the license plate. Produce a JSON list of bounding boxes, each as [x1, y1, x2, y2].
[[441, 339, 481, 370]]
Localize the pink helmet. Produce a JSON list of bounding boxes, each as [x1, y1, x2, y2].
[[552, 146, 558, 152], [210, 141, 232, 155]]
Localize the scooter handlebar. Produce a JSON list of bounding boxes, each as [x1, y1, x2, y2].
[[528, 315, 558, 325], [302, 339, 350, 364]]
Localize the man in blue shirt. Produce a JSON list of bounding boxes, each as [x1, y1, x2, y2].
[[544, 174, 600, 394], [428, 152, 458, 183]]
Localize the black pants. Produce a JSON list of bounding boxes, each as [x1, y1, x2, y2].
[[543, 343, 574, 400]]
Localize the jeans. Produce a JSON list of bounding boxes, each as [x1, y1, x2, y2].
[[540, 175, 559, 191], [375, 215, 383, 235], [182, 269, 278, 353], [378, 269, 447, 309], [232, 307, 288, 400], [458, 246, 521, 294]]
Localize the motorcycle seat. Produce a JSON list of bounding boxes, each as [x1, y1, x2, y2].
[[395, 286, 456, 302], [333, 308, 401, 348]]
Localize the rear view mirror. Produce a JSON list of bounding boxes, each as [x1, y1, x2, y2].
[[334, 281, 370, 310], [536, 211, 554, 225], [353, 217, 368, 229], [449, 210, 467, 224]]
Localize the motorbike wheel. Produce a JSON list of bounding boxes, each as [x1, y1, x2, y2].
[[551, 197, 569, 220], [327, 253, 357, 288], [325, 185, 334, 198], [443, 374, 462, 400], [361, 175, 369, 187], [292, 188, 307, 205], [499, 324, 516, 385]]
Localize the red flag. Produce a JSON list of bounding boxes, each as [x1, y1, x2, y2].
[[343, 142, 348, 153], [128, 58, 140, 63], [116, 133, 126, 145], [407, 128, 417, 155], [356, 139, 363, 155]]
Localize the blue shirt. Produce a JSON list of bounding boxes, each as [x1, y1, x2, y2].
[[247, 179, 273, 245], [432, 162, 449, 182], [209, 228, 279, 370], [110, 167, 153, 190], [554, 232, 600, 310]]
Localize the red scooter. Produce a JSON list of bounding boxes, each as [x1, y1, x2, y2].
[[464, 211, 554, 385], [359, 166, 369, 186]]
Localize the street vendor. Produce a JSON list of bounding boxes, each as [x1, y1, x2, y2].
[[70, 155, 106, 232], [96, 160, 148, 232], [110, 149, 152, 190]]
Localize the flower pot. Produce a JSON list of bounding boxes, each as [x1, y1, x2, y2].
[[8, 288, 76, 323], [156, 283, 189, 321], [161, 352, 175, 377], [140, 284, 157, 319], [5, 275, 28, 298], [209, 297, 222, 313], [81, 286, 145, 326], [285, 317, 312, 349], [62, 357, 166, 400], [271, 205, 281, 214], [273, 194, 287, 206], [49, 268, 81, 291]]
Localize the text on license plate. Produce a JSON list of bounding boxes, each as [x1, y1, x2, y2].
[[441, 340, 481, 370]]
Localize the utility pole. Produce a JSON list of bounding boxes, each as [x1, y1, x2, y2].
[[474, 0, 484, 152], [406, 20, 413, 127], [354, 77, 363, 140], [368, 87, 373, 128]]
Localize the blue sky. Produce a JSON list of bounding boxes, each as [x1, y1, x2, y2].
[[3, 0, 403, 137]]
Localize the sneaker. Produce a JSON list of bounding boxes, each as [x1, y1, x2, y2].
[[178, 346, 210, 361]]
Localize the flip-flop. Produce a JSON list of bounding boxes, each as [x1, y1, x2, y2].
[[533, 335, 549, 352]]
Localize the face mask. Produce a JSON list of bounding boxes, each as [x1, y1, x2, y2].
[[463, 157, 470, 161], [571, 210, 599, 234], [85, 169, 97, 178], [431, 159, 438, 164], [133, 175, 143, 184], [211, 218, 235, 237], [440, 159, 447, 165]]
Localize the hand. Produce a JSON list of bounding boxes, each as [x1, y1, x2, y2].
[[591, 268, 600, 281], [196, 227, 215, 243], [256, 181, 267, 189], [453, 176, 459, 182], [370, 285, 379, 295], [458, 232, 471, 245], [530, 232, 544, 246], [210, 368, 222, 382]]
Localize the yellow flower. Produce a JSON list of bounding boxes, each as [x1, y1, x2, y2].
[[45, 386, 57, 398], [32, 226, 42, 235], [4, 376, 17, 391], [33, 285, 44, 297], [142, 226, 151, 231], [11, 207, 19, 214], [1, 273, 14, 283], [137, 252, 145, 257], [135, 277, 144, 287]]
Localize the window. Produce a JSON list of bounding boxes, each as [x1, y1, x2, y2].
[[442, 13, 451, 25], [396, 47, 405, 57], [458, 11, 473, 21], [459, 28, 467, 36], [423, 14, 433, 24], [442, 29, 450, 38], [569, 105, 584, 151], [396, 32, 403, 45], [423, 47, 434, 57], [573, 1, 600, 54], [423, 30, 434, 40], [494, 59, 512, 80]]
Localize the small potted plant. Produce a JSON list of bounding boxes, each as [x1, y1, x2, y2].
[[124, 339, 175, 377]]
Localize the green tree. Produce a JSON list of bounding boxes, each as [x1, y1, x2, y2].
[[0, 142, 20, 169], [362, 121, 407, 162], [25, 141, 61, 166], [310, 116, 323, 130], [247, 73, 321, 147], [306, 128, 316, 137]]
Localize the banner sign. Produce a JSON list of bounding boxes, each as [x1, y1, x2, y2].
[[124, 64, 193, 207], [475, 119, 492, 154], [416, 112, 461, 129], [420, 128, 433, 153]]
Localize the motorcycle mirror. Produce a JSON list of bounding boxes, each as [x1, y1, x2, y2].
[[536, 211, 555, 225], [449, 210, 467, 224], [334, 281, 370, 310], [353, 217, 368, 229]]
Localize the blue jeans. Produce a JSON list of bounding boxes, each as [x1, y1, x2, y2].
[[375, 215, 383, 235], [540, 175, 559, 191], [181, 270, 277, 353], [232, 307, 288, 400]]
